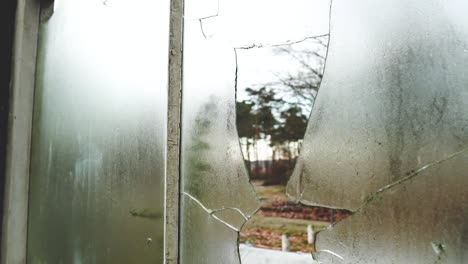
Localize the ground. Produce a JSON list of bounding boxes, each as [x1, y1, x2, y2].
[[240, 183, 351, 252]]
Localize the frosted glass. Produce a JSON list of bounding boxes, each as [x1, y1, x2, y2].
[[26, 0, 169, 263], [287, 0, 468, 211]]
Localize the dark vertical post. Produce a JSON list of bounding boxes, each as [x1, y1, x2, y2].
[[0, 0, 17, 253]]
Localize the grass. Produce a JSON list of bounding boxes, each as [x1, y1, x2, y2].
[[254, 184, 286, 197], [240, 184, 330, 252], [244, 215, 328, 235], [240, 215, 329, 252]]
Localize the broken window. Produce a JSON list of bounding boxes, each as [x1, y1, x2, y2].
[[9, 0, 468, 263], [181, 0, 349, 263], [181, 0, 468, 263]]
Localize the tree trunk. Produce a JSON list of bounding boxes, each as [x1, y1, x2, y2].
[[246, 138, 252, 176]]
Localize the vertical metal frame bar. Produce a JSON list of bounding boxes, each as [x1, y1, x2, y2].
[[165, 0, 184, 263], [1, 0, 40, 263]]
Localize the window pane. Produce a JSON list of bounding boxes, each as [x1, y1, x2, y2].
[[180, 0, 331, 262], [287, 0, 468, 262], [26, 0, 169, 262]]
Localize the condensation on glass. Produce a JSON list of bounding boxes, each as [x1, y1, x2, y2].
[[287, 0, 468, 263], [26, 0, 169, 263]]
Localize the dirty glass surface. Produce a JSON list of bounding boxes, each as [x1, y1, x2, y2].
[[26, 0, 169, 263], [287, 0, 468, 262]]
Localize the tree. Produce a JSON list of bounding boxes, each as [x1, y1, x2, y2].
[[272, 36, 328, 108], [235, 36, 328, 182], [244, 87, 280, 177], [236, 101, 255, 173], [281, 106, 308, 165]]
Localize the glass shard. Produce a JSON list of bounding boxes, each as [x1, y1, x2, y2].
[[287, 0, 468, 211]]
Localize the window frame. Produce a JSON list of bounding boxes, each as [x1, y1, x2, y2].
[[1, 0, 184, 263]]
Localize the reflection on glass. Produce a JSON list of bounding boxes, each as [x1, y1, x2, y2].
[[27, 0, 169, 262]]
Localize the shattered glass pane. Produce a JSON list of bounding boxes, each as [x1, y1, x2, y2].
[[27, 0, 169, 262], [181, 0, 332, 263]]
